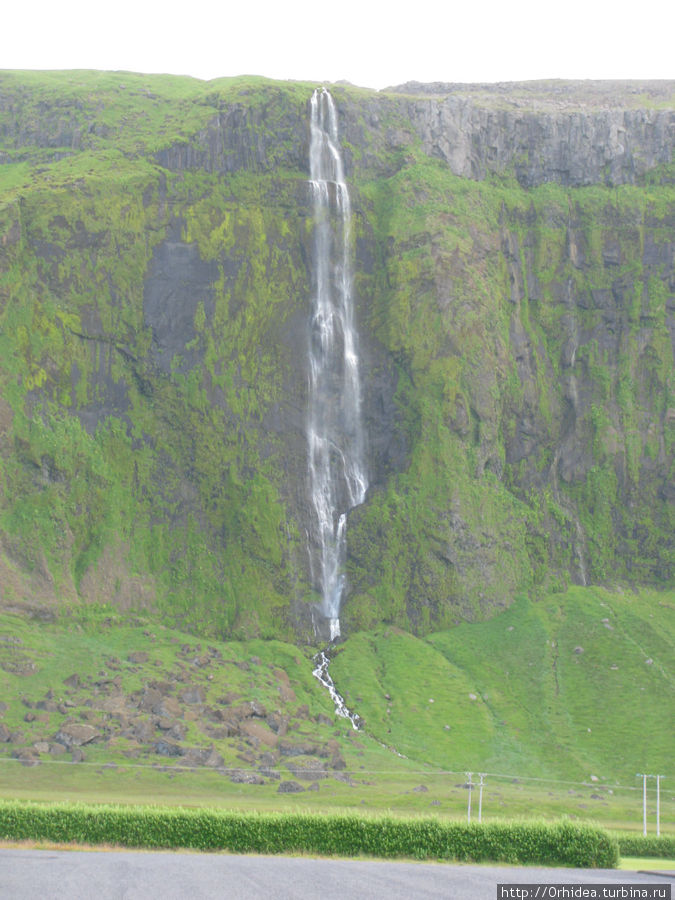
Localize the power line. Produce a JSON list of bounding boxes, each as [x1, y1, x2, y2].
[[0, 755, 671, 794]]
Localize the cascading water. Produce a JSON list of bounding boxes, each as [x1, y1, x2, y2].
[[307, 88, 367, 642]]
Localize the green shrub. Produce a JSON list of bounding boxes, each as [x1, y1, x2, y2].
[[615, 833, 675, 859], [0, 801, 618, 867]]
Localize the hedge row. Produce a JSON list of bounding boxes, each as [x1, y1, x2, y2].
[[615, 833, 675, 859], [0, 801, 618, 867]]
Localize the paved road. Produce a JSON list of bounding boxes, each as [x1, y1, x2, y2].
[[0, 848, 672, 899]]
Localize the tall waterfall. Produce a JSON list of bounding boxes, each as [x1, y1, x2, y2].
[[307, 88, 367, 641]]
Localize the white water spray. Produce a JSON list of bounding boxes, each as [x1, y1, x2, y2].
[[307, 88, 367, 640]]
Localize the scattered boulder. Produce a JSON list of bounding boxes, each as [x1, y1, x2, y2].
[[307, 782, 320, 791], [231, 770, 265, 785], [413, 784, 429, 793], [277, 780, 304, 793], [139, 687, 164, 713], [179, 685, 206, 705], [574, 646, 584, 654], [54, 723, 101, 747], [156, 696, 183, 718], [71, 748, 85, 763], [33, 741, 50, 754], [0, 723, 10, 742], [278, 740, 319, 757], [12, 748, 39, 767], [131, 719, 156, 743], [239, 719, 278, 747], [182, 747, 224, 768], [288, 761, 328, 781], [128, 651, 149, 664], [273, 669, 296, 703], [154, 740, 184, 757], [266, 713, 287, 736], [63, 674, 81, 688]]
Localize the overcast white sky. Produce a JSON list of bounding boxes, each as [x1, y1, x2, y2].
[[4, 0, 673, 89]]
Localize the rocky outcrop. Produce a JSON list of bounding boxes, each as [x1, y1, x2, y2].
[[383, 81, 675, 186]]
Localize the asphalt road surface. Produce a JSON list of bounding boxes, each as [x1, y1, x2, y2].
[[0, 848, 672, 899]]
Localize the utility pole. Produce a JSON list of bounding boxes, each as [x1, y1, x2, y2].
[[636, 773, 664, 835], [478, 773, 486, 823], [656, 775, 664, 837], [466, 772, 473, 824], [636, 774, 648, 835]]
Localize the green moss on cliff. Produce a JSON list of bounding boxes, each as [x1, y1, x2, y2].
[[0, 72, 672, 639]]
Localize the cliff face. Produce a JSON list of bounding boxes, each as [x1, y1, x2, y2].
[[0, 72, 673, 639]]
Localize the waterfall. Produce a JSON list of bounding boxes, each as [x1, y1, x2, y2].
[[307, 88, 367, 641]]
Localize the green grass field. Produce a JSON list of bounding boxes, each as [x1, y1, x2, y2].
[[0, 586, 672, 835]]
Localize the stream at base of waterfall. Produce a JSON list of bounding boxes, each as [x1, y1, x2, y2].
[[307, 88, 366, 727]]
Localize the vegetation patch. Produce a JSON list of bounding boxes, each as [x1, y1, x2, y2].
[[615, 834, 675, 859], [0, 800, 618, 866]]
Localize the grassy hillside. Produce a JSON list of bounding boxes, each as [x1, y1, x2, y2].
[[332, 586, 674, 781], [0, 586, 671, 831]]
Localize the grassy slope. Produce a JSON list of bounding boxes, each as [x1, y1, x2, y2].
[[0, 587, 671, 832], [331, 586, 674, 781]]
